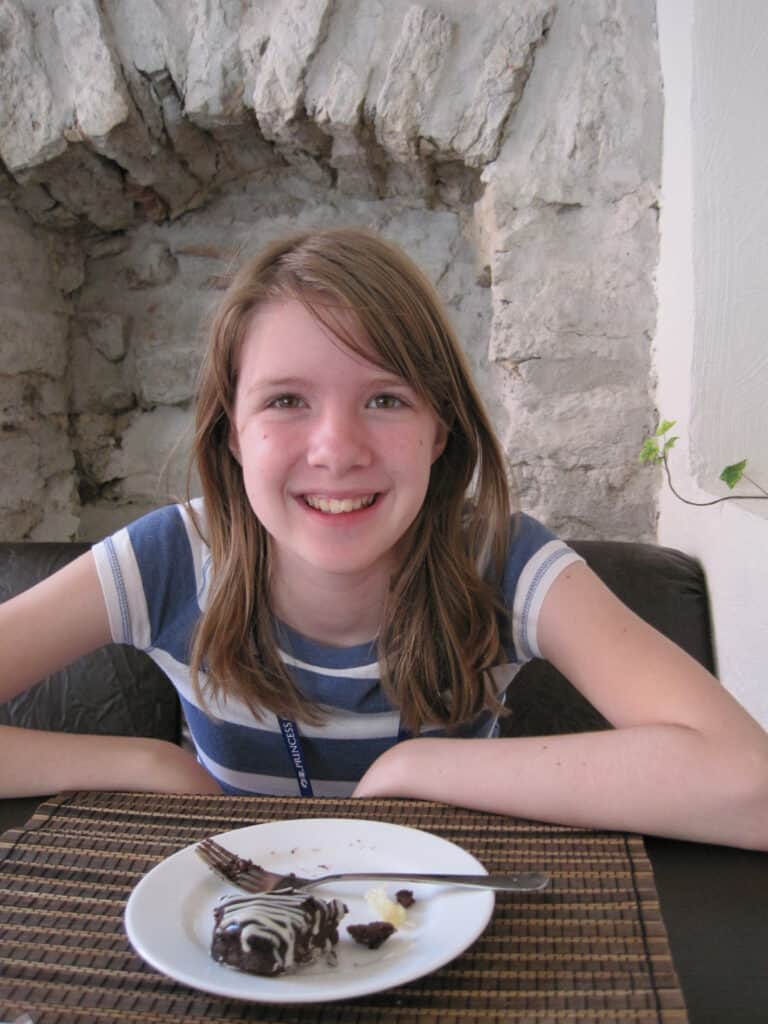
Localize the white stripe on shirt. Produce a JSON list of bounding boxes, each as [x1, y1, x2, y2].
[[512, 540, 584, 660]]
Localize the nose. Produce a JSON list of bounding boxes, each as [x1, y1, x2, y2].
[[306, 405, 373, 475]]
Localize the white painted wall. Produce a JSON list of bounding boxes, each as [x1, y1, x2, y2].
[[655, 0, 768, 726]]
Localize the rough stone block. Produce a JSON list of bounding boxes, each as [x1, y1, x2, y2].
[[48, 232, 85, 295], [124, 241, 178, 289], [445, 3, 554, 166], [482, 0, 662, 205], [0, 0, 67, 172], [27, 472, 80, 541], [69, 315, 135, 415], [0, 417, 77, 541], [488, 198, 658, 362], [252, 0, 333, 141], [374, 5, 454, 163], [0, 373, 68, 419], [53, 0, 131, 140], [0, 208, 69, 306], [18, 146, 135, 231], [184, 0, 247, 127], [0, 307, 68, 377], [130, 306, 204, 407], [72, 411, 121, 487], [102, 405, 194, 504]]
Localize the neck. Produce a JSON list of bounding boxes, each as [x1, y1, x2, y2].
[[270, 560, 393, 648]]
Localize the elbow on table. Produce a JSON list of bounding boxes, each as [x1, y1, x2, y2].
[[721, 740, 768, 852]]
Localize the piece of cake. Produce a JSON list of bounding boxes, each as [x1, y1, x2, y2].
[[347, 921, 396, 949], [395, 889, 415, 908], [211, 891, 347, 976]]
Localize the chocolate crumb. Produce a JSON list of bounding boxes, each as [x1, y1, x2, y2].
[[395, 889, 415, 908], [347, 921, 396, 949]]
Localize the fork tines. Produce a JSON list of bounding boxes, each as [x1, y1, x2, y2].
[[195, 837, 267, 893]]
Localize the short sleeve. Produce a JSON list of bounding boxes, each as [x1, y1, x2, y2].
[[91, 500, 207, 658], [502, 514, 584, 662]]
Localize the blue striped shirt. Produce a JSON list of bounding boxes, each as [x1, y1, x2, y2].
[[92, 500, 582, 796]]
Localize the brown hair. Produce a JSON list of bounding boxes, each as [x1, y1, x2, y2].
[[189, 227, 512, 730]]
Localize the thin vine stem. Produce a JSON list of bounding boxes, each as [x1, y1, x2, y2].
[[662, 456, 768, 506], [743, 473, 768, 498]]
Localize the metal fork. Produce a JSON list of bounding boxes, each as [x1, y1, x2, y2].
[[195, 837, 550, 893]]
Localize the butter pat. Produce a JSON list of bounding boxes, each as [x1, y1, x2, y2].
[[365, 888, 408, 927]]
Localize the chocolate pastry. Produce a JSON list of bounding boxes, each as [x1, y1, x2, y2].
[[211, 891, 347, 976]]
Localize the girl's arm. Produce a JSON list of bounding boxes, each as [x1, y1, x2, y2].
[[0, 725, 222, 797], [354, 562, 768, 851], [0, 551, 221, 797]]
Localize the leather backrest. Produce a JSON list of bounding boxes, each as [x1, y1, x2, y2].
[[0, 542, 181, 743], [501, 540, 715, 737]]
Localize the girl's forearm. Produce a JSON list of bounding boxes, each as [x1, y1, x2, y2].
[[354, 727, 768, 851], [0, 724, 221, 798]]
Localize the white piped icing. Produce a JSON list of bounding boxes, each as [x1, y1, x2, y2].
[[212, 891, 347, 974]]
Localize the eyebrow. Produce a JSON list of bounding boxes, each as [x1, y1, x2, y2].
[[245, 377, 309, 394], [244, 373, 412, 396]]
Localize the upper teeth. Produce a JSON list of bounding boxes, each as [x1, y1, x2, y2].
[[305, 495, 376, 514]]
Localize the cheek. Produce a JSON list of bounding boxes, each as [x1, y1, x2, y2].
[[238, 426, 297, 481], [402, 430, 436, 470]]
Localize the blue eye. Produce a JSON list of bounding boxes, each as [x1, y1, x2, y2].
[[368, 394, 405, 410]]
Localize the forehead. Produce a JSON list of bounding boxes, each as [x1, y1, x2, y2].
[[238, 297, 384, 372]]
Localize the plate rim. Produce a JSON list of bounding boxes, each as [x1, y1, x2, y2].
[[124, 816, 495, 1004]]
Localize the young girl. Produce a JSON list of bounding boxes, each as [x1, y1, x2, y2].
[[1, 228, 766, 850]]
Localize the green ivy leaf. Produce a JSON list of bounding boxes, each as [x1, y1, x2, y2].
[[662, 434, 679, 454], [720, 459, 747, 489], [655, 419, 677, 437], [639, 438, 661, 464]]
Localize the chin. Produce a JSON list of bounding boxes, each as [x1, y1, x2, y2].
[[302, 546, 393, 576]]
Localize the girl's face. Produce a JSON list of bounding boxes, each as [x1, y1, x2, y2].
[[229, 298, 447, 585]]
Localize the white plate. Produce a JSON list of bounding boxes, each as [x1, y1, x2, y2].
[[125, 817, 494, 1003]]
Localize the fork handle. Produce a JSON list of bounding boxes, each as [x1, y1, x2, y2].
[[305, 871, 549, 892]]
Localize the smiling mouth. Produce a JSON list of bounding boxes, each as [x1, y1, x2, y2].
[[303, 494, 377, 514]]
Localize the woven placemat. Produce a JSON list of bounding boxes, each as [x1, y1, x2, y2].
[[0, 791, 687, 1023]]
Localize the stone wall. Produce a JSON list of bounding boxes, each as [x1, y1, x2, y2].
[[0, 0, 662, 542]]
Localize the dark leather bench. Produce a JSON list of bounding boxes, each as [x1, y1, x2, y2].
[[0, 537, 715, 741]]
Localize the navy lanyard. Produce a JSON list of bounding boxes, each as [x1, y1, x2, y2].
[[278, 716, 411, 797], [277, 717, 313, 796]]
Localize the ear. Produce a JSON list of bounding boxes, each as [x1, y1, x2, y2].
[[431, 419, 449, 463]]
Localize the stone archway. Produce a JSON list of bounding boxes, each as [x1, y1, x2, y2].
[[0, 0, 661, 541]]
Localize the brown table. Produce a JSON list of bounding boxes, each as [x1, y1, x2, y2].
[[0, 792, 765, 1024]]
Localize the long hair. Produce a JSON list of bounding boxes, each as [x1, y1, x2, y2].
[[188, 227, 513, 730]]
